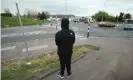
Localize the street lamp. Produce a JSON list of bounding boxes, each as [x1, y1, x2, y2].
[[102, 0, 107, 21], [101, 2, 106, 21], [66, 0, 67, 13]]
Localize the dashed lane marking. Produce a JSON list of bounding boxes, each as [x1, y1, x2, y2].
[[1, 46, 16, 51], [1, 31, 56, 38], [22, 44, 48, 52]]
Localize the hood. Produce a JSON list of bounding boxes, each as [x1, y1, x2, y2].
[[61, 18, 69, 29]]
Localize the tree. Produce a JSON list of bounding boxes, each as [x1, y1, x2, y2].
[[115, 16, 119, 22], [37, 11, 50, 20], [44, 11, 50, 18], [124, 13, 131, 19], [118, 12, 124, 22], [24, 9, 38, 18], [93, 11, 116, 22], [41, 12, 46, 20], [1, 8, 12, 17], [37, 12, 42, 20]]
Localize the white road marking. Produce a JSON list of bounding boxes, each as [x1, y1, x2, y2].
[[76, 35, 83, 38], [24, 31, 46, 35], [1, 46, 16, 51], [89, 36, 108, 39], [22, 45, 48, 52], [1, 33, 22, 38], [47, 31, 57, 33], [78, 38, 87, 40], [72, 27, 78, 31], [35, 39, 39, 40], [47, 38, 55, 40], [1, 31, 56, 38]]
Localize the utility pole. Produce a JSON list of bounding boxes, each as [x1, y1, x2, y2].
[[65, 0, 68, 18], [16, 3, 22, 26], [66, 0, 67, 13], [15, 3, 29, 53], [101, 2, 105, 21]]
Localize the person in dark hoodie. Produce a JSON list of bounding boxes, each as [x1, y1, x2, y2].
[[55, 18, 75, 78]]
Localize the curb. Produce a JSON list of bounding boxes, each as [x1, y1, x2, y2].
[[39, 54, 86, 80]]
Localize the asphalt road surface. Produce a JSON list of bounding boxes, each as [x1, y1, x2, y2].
[[1, 22, 133, 61], [2, 22, 133, 44], [70, 22, 133, 38]]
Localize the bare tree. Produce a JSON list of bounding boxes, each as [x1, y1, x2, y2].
[[44, 11, 50, 18], [24, 9, 38, 18]]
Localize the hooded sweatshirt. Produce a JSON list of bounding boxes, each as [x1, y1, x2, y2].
[[55, 18, 75, 56]]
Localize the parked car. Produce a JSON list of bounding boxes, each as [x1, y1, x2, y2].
[[84, 18, 88, 24], [73, 18, 79, 23], [90, 20, 93, 23], [84, 21, 88, 24], [123, 19, 133, 30]]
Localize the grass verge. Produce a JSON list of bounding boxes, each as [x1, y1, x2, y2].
[[1, 45, 99, 80], [1, 17, 47, 28]]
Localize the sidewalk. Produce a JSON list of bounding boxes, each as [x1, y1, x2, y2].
[[43, 38, 133, 80]]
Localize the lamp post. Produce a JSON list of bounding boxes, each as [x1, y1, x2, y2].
[[101, 0, 107, 21], [16, 3, 29, 54], [66, 0, 67, 13]]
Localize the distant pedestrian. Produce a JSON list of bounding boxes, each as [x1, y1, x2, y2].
[[55, 18, 75, 79]]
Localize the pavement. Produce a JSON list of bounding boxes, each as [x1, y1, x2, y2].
[[43, 37, 133, 80]]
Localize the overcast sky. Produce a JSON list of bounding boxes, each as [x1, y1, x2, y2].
[[1, 0, 133, 16]]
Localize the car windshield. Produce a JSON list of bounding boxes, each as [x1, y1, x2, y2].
[[126, 20, 133, 24]]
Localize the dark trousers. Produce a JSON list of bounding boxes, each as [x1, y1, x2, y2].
[[59, 55, 72, 75]]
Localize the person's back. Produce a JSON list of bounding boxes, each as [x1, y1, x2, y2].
[[55, 18, 75, 78], [56, 29, 75, 56], [55, 18, 75, 56]]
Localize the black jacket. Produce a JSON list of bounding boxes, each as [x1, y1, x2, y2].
[[55, 18, 75, 56]]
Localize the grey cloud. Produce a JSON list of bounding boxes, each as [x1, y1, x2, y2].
[[1, 0, 133, 16]]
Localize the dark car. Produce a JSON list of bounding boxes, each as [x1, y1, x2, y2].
[[73, 18, 79, 23]]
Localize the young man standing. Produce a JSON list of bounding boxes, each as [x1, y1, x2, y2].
[[55, 18, 75, 78]]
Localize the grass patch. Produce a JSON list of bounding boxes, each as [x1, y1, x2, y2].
[[1, 16, 47, 28], [1, 45, 98, 80]]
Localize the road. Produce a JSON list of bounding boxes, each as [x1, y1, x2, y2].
[[2, 22, 133, 44], [1, 22, 133, 61]]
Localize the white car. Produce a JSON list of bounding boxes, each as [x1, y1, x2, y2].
[[124, 19, 133, 30]]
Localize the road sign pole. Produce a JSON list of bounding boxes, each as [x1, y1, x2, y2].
[[15, 3, 29, 53]]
